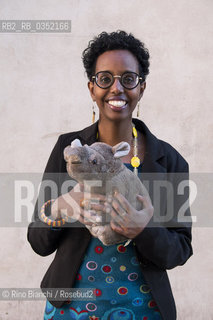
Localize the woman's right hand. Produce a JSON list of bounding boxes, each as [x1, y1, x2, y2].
[[50, 184, 107, 226]]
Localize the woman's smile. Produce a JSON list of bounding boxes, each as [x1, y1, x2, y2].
[[106, 97, 128, 111]]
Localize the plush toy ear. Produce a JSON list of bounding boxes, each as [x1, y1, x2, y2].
[[112, 142, 130, 159], [71, 139, 82, 148]]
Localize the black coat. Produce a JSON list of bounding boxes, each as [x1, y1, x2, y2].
[[27, 119, 193, 320]]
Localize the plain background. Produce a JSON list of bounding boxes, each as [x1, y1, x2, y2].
[[0, 0, 212, 319]]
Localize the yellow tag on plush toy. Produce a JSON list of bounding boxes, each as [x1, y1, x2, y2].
[[131, 156, 140, 168]]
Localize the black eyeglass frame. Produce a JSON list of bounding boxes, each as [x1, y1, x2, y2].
[[91, 71, 144, 90]]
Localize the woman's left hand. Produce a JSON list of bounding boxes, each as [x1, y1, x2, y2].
[[107, 192, 154, 239]]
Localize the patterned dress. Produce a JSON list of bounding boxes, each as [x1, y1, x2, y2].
[[44, 237, 162, 320]]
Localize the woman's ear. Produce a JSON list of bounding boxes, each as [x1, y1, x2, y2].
[[88, 81, 96, 101], [138, 81, 146, 101]]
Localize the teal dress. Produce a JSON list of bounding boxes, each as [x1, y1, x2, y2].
[[44, 165, 163, 320]]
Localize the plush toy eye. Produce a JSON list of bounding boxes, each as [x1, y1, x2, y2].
[[92, 159, 97, 164]]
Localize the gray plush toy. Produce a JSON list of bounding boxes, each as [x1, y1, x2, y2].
[[63, 138, 148, 246]]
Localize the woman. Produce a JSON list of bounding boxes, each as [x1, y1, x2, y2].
[[28, 31, 193, 320]]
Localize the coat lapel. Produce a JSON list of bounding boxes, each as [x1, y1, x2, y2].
[[77, 121, 99, 145], [133, 118, 167, 175]]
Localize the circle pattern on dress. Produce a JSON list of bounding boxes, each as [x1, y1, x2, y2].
[[102, 307, 135, 320], [117, 286, 128, 295], [148, 300, 157, 308], [110, 299, 117, 305], [101, 264, 112, 274], [132, 297, 143, 306], [54, 238, 162, 320], [120, 265, 126, 272], [128, 273, 138, 281], [140, 284, 151, 293], [117, 244, 126, 253], [130, 256, 139, 265], [86, 303, 97, 312], [106, 276, 114, 283], [88, 275, 95, 282], [76, 273, 82, 281], [94, 288, 102, 297], [86, 261, 97, 271], [95, 245, 104, 254]]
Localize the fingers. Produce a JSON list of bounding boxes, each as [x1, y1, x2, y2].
[[80, 200, 106, 212], [50, 189, 108, 227], [137, 194, 153, 210], [80, 192, 107, 203], [109, 206, 125, 225], [82, 210, 103, 224], [112, 192, 132, 215], [103, 192, 131, 227], [106, 199, 129, 232], [79, 200, 111, 226], [110, 219, 125, 234], [51, 195, 78, 220]]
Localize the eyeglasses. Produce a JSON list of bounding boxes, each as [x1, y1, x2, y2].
[[92, 71, 144, 90]]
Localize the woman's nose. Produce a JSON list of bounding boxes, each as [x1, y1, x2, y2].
[[110, 78, 124, 93]]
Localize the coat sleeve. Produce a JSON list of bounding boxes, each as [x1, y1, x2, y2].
[[133, 154, 193, 270], [27, 135, 67, 257]]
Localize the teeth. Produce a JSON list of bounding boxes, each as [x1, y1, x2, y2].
[[108, 100, 127, 107]]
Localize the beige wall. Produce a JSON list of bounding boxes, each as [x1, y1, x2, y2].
[[0, 0, 212, 319]]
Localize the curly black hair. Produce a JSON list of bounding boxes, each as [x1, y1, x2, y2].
[[82, 30, 150, 81]]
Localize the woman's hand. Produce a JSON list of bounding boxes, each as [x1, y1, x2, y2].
[[51, 186, 153, 240], [107, 191, 154, 239], [51, 184, 107, 226]]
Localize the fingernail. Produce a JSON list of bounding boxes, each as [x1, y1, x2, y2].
[[84, 200, 92, 210], [113, 188, 118, 196], [80, 199, 85, 207]]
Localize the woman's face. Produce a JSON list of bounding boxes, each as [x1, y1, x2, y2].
[[88, 49, 146, 122]]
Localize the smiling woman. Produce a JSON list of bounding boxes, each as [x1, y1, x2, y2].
[[27, 31, 193, 320]]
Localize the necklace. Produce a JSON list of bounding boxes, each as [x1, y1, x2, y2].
[[131, 123, 140, 176]]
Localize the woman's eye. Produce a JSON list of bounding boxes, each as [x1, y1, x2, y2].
[[100, 76, 111, 84], [123, 76, 134, 84]]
